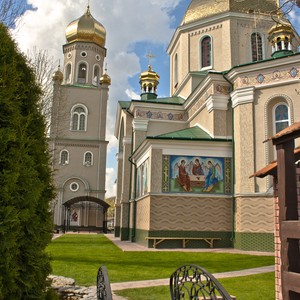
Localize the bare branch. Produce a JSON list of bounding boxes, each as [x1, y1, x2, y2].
[[0, 0, 26, 28]]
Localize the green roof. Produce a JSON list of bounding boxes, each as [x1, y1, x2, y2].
[[118, 101, 131, 109], [148, 126, 231, 141], [132, 96, 185, 105]]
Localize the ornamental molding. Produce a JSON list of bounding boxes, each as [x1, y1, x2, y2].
[[189, 24, 222, 37], [231, 86, 255, 108], [206, 94, 229, 112], [132, 119, 149, 131], [134, 109, 185, 122], [233, 66, 300, 90]]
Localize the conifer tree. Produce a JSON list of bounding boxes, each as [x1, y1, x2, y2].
[[0, 24, 55, 299]]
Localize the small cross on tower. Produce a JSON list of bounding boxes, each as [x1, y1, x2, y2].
[[146, 50, 156, 69]]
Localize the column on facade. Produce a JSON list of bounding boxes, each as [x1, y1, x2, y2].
[[119, 136, 132, 240], [231, 86, 256, 194], [114, 152, 123, 237]]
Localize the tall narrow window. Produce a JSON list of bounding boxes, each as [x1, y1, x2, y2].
[[71, 106, 87, 131], [251, 32, 263, 61], [201, 36, 212, 68], [65, 63, 72, 83], [174, 53, 178, 86], [274, 103, 290, 133], [93, 65, 100, 86], [84, 152, 93, 166], [77, 62, 87, 84], [60, 150, 69, 165]]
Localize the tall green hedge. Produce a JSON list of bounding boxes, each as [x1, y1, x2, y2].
[[0, 24, 55, 299]]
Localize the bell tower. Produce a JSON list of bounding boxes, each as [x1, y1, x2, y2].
[[49, 5, 111, 231]]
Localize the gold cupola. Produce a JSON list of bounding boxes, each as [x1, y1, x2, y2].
[[268, 3, 294, 58], [65, 5, 106, 48], [52, 65, 63, 83], [139, 65, 160, 100], [100, 68, 111, 86]]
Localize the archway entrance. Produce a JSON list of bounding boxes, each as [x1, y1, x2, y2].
[[63, 196, 110, 233]]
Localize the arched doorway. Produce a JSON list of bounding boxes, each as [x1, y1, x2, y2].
[[63, 196, 110, 233]]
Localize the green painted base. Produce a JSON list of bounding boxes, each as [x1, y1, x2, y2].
[[234, 232, 274, 252], [120, 227, 129, 241], [114, 227, 120, 237], [135, 229, 232, 249]]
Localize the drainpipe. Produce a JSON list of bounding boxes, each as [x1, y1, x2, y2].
[[128, 152, 137, 242], [222, 72, 235, 244]]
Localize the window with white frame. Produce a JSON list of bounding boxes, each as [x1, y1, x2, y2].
[[274, 103, 290, 134], [77, 62, 87, 84], [251, 32, 263, 61], [174, 53, 178, 86], [84, 151, 93, 166], [60, 150, 69, 165], [93, 65, 100, 86], [65, 63, 72, 83], [71, 105, 87, 131], [201, 36, 212, 69]]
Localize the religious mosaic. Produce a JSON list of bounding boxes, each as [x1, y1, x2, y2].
[[162, 155, 231, 194]]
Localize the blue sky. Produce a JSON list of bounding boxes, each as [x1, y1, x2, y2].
[[11, 0, 300, 197]]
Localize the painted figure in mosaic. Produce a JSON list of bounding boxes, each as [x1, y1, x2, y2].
[[177, 160, 191, 192], [203, 161, 221, 192], [192, 158, 204, 176]]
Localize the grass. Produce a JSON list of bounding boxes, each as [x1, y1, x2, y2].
[[47, 234, 275, 286], [115, 272, 275, 300]]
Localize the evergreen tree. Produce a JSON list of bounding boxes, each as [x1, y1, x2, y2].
[[0, 24, 55, 299]]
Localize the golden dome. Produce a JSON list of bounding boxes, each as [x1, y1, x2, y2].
[[100, 69, 111, 85], [52, 67, 63, 82], [65, 5, 106, 47], [181, 0, 277, 25], [139, 65, 160, 94]]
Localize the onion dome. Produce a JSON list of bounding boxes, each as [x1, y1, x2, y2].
[[268, 19, 294, 57], [65, 5, 106, 47], [100, 68, 111, 86], [139, 65, 160, 95], [181, 0, 277, 25], [52, 66, 63, 83]]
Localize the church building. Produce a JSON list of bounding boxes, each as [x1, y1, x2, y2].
[[49, 5, 111, 231], [114, 0, 300, 251]]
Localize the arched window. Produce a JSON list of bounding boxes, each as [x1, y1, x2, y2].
[[201, 36, 212, 69], [84, 151, 93, 166], [174, 53, 178, 86], [71, 105, 88, 131], [65, 63, 72, 83], [251, 33, 263, 61], [93, 65, 100, 86], [60, 150, 69, 165], [274, 103, 290, 134], [119, 119, 124, 153], [77, 62, 87, 84]]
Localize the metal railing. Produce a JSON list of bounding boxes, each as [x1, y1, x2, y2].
[[170, 264, 235, 300], [97, 266, 113, 300]]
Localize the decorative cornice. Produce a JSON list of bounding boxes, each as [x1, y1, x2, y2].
[[189, 24, 222, 37], [231, 86, 255, 108], [132, 119, 149, 131], [206, 94, 229, 113]]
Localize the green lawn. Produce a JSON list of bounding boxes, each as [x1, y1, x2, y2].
[[115, 272, 275, 300], [47, 234, 274, 286]]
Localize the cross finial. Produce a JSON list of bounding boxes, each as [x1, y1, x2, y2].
[[146, 50, 156, 67]]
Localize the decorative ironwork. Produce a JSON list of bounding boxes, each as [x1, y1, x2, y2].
[[170, 264, 234, 300], [97, 266, 112, 300]]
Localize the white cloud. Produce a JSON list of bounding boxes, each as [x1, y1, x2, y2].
[[12, 0, 183, 197], [105, 168, 116, 198]]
